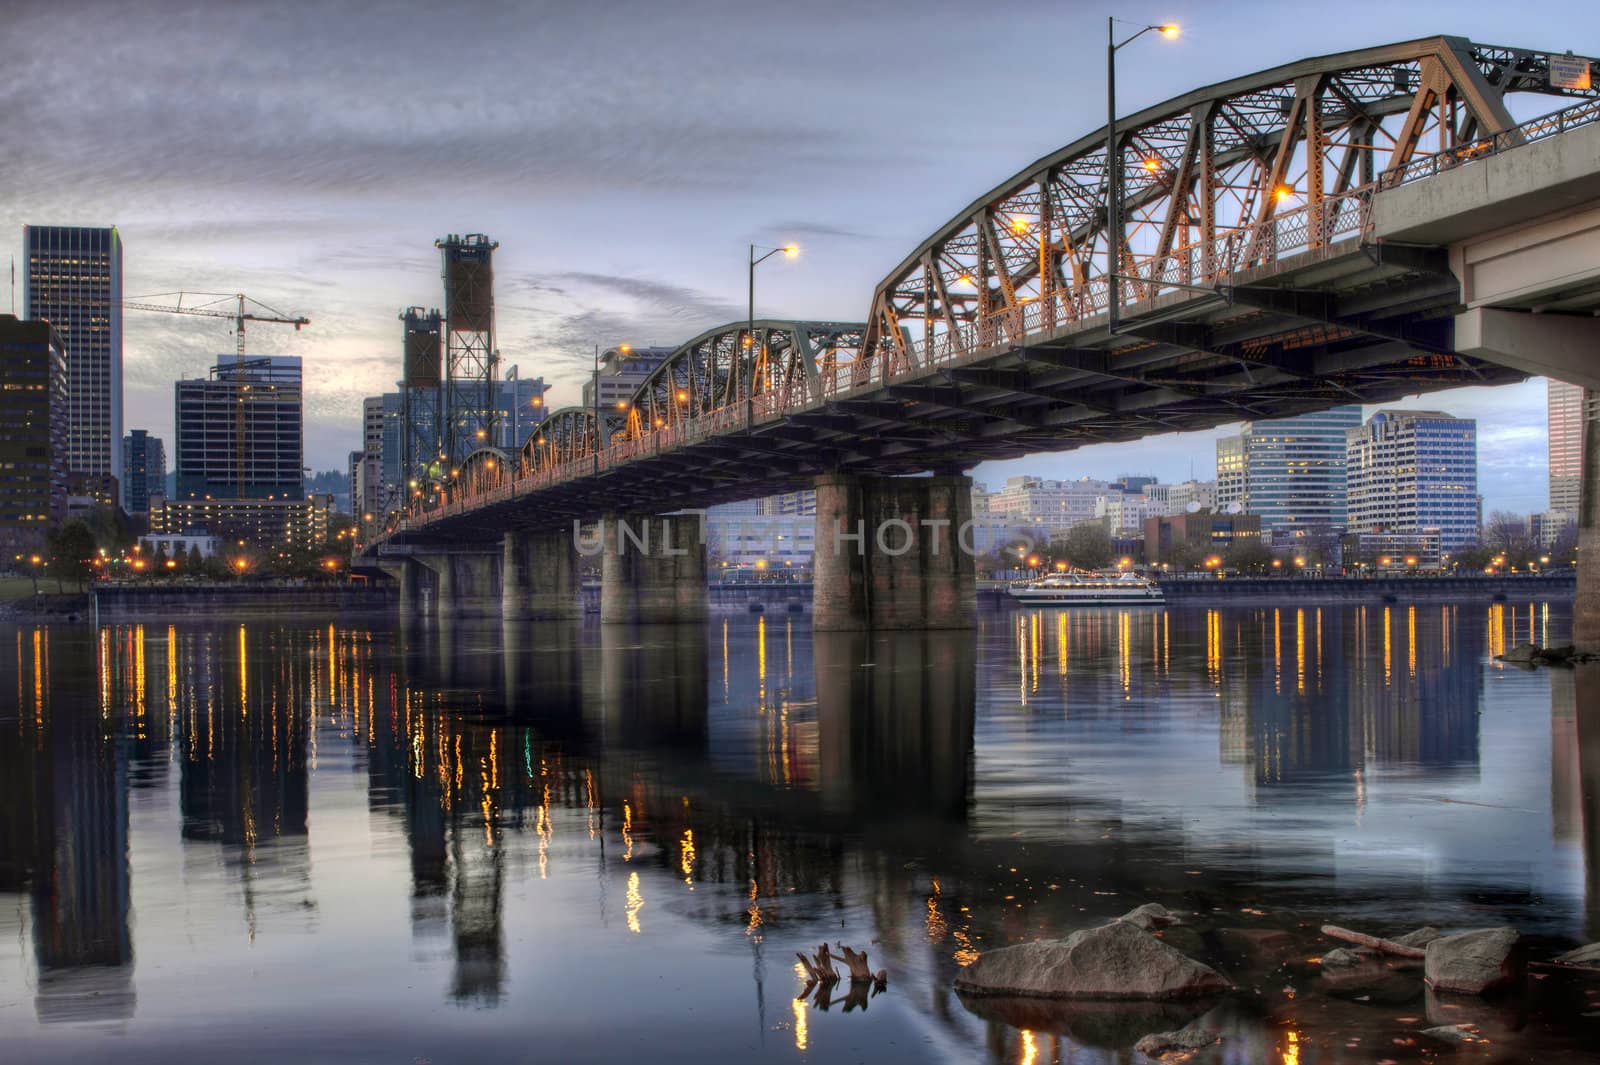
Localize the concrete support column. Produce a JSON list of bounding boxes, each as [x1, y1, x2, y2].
[[379, 557, 424, 618], [1577, 663, 1600, 940], [599, 514, 707, 625], [812, 472, 976, 631], [418, 552, 501, 618], [1574, 390, 1600, 652], [502, 531, 583, 620], [1578, 389, 1600, 652]]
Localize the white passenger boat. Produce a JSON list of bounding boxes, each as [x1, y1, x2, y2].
[[1007, 570, 1165, 606]]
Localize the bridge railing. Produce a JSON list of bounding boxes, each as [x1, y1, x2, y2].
[[393, 93, 1600, 535], [1378, 95, 1600, 189], [889, 189, 1373, 375], [385, 191, 1383, 534]]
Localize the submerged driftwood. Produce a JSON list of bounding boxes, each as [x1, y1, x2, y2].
[[1320, 925, 1427, 959]]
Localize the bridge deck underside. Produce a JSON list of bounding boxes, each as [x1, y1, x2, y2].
[[393, 242, 1519, 545]]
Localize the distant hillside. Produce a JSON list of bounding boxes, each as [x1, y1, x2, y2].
[[308, 470, 350, 498]]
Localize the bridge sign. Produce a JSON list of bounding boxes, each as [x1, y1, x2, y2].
[[1550, 55, 1592, 91]]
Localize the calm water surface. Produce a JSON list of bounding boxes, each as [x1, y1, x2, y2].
[[1, 600, 1596, 1063]]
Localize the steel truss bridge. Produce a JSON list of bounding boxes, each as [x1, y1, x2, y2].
[[380, 35, 1599, 545]]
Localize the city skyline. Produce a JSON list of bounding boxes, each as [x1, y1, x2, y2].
[[3, 1, 1588, 514]]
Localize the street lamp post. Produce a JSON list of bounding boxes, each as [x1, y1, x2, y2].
[[1106, 18, 1179, 333], [507, 363, 519, 452], [747, 243, 798, 415]]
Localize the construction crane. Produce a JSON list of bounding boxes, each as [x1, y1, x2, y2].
[[123, 291, 309, 355], [124, 292, 310, 499]]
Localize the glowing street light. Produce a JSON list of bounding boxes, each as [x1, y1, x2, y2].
[[748, 242, 800, 403], [1107, 18, 1182, 331]]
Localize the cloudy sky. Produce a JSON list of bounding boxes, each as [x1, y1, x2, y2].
[[2, 0, 1588, 512]]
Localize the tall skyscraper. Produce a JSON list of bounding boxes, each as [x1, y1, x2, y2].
[[0, 315, 69, 544], [21, 226, 123, 485], [1548, 378, 1583, 516], [1213, 406, 1363, 543], [121, 430, 165, 514], [174, 355, 303, 500], [1346, 410, 1479, 551]]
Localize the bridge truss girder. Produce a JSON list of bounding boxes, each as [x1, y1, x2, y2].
[[863, 36, 1599, 366]]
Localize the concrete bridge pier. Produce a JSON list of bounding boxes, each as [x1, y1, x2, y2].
[[378, 557, 426, 618], [1578, 391, 1600, 652], [1574, 391, 1600, 652], [501, 531, 582, 620], [416, 551, 501, 618], [812, 472, 976, 631], [599, 514, 707, 625]]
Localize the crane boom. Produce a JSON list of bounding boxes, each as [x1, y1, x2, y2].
[[124, 290, 311, 498], [123, 291, 309, 355]]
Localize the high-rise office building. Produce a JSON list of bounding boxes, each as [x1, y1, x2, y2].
[[1346, 410, 1478, 552], [174, 355, 303, 500], [21, 226, 123, 485], [581, 346, 671, 411], [1213, 406, 1363, 543], [1548, 378, 1583, 516], [121, 429, 165, 514], [0, 315, 69, 544], [353, 396, 385, 520]]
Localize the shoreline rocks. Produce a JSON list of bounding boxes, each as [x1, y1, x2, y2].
[[1555, 942, 1600, 967], [1133, 1016, 1223, 1056], [1424, 927, 1522, 995], [1495, 642, 1599, 666], [955, 920, 1231, 1001]]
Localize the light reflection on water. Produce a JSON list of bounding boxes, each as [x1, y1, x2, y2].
[[0, 600, 1593, 1063]]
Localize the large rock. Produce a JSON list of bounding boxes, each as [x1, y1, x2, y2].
[[1497, 643, 1538, 663], [1116, 903, 1178, 931], [954, 921, 1231, 1000], [1419, 1024, 1489, 1048], [1320, 947, 1368, 970], [1424, 927, 1522, 995], [1555, 942, 1600, 967], [1133, 1017, 1222, 1056], [1392, 926, 1443, 949]]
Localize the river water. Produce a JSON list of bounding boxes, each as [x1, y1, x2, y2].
[[1, 599, 1595, 1063]]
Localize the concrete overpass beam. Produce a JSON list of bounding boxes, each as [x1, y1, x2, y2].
[[416, 551, 501, 618], [813, 472, 976, 631], [502, 530, 582, 620], [600, 514, 707, 625], [1455, 308, 1600, 390]]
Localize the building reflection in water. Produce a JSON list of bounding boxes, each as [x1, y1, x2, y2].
[[0, 598, 1594, 1060], [0, 626, 135, 1024], [176, 623, 315, 939]]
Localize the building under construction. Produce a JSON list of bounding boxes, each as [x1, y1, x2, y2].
[[173, 355, 304, 500]]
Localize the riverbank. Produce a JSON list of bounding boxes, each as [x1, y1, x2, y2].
[[1155, 572, 1574, 603], [3, 573, 1571, 624], [86, 583, 397, 621]]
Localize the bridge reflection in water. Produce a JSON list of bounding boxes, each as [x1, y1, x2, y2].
[[0, 602, 1594, 1061]]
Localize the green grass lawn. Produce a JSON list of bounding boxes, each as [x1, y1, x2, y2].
[[0, 575, 42, 603]]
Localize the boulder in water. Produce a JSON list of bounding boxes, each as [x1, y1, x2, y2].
[[1424, 927, 1522, 995], [954, 921, 1231, 1000]]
